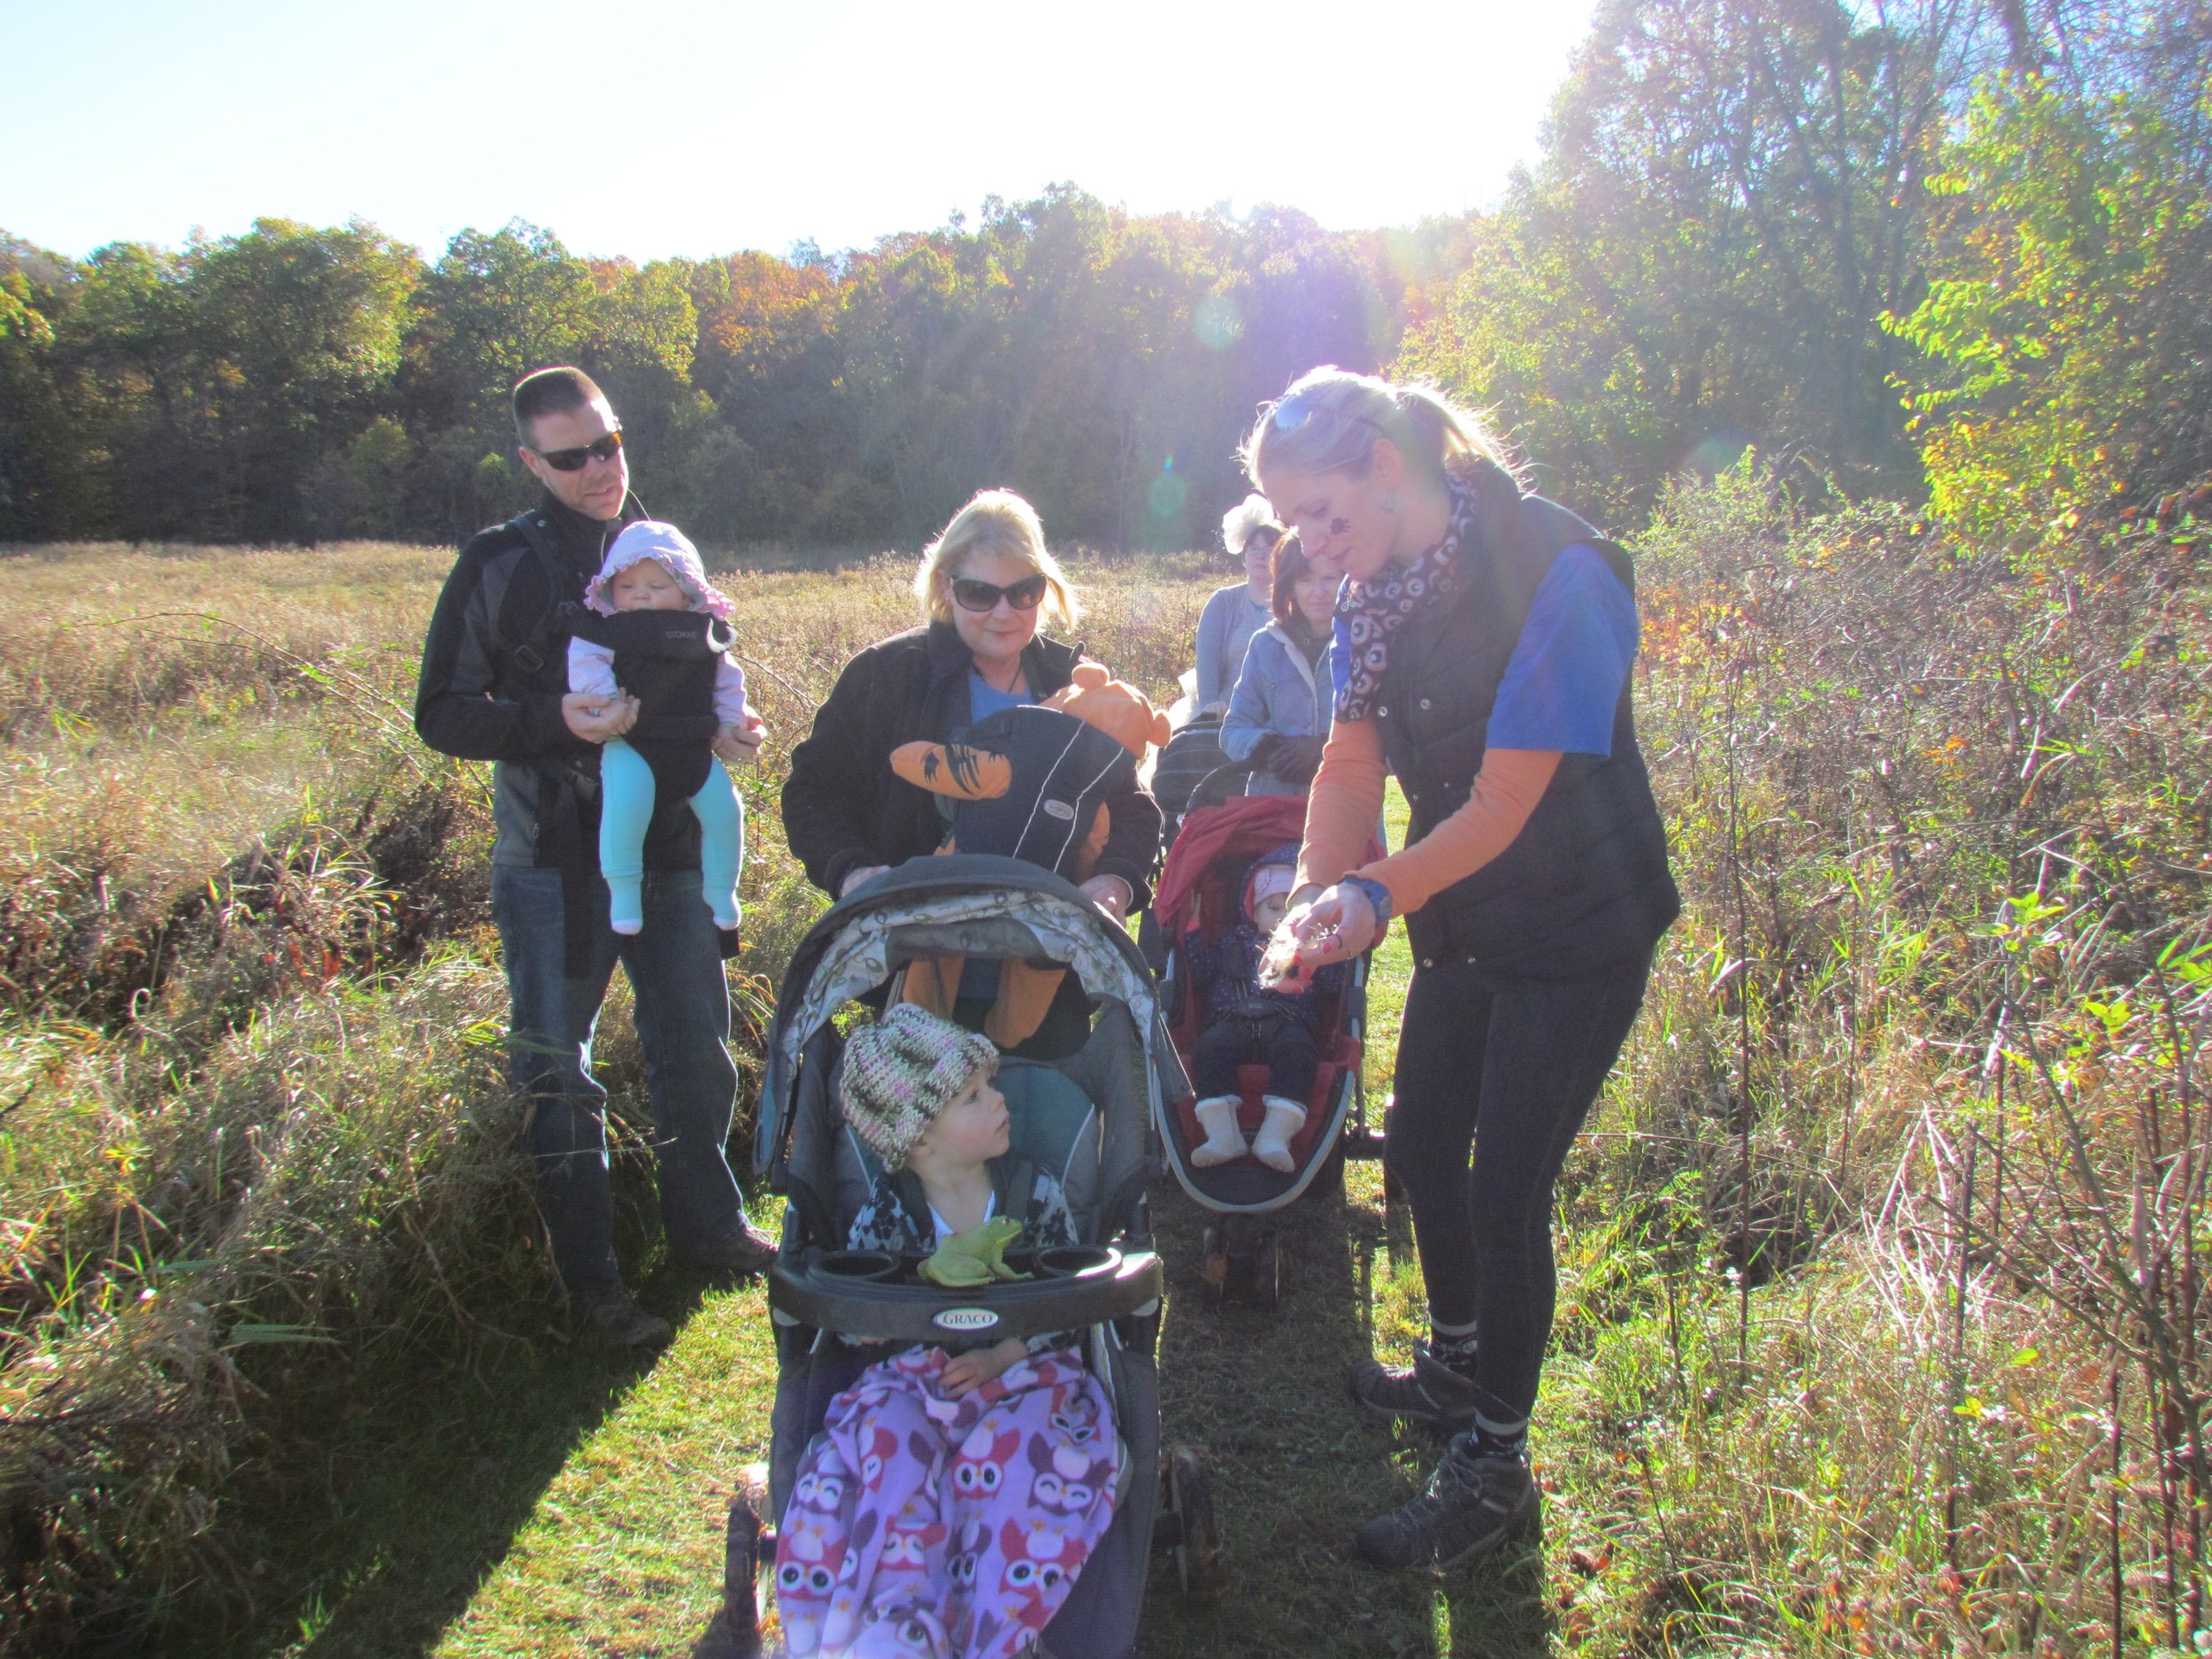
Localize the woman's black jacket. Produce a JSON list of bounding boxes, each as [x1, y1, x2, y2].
[[780, 621, 1163, 908]]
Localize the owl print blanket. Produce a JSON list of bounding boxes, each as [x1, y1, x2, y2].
[[774, 1344, 1118, 1659]]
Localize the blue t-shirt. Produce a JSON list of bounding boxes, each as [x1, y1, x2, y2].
[[1326, 544, 1636, 757], [967, 669, 1033, 722]]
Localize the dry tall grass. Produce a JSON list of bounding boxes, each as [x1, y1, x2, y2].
[[0, 495, 2207, 1654], [0, 536, 1220, 1650]]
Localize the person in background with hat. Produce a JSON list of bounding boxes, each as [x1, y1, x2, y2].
[[1194, 494, 1284, 716], [1249, 365, 1678, 1571], [414, 366, 774, 1350]]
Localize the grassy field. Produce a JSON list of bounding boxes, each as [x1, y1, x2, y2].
[[4, 485, 2209, 1657]]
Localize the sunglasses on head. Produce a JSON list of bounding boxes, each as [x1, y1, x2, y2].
[[529, 428, 625, 472], [949, 573, 1049, 612], [1268, 391, 1388, 439]]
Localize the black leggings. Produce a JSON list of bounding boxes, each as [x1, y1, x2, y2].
[[1386, 951, 1654, 1426]]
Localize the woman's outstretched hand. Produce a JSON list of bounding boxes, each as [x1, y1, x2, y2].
[[1261, 883, 1379, 987]]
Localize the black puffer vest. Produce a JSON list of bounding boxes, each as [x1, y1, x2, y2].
[[1375, 461, 1679, 980], [564, 607, 731, 798]]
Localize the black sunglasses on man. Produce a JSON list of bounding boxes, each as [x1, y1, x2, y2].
[[528, 426, 625, 472]]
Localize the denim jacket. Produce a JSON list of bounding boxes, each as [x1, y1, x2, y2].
[[1221, 624, 1325, 795]]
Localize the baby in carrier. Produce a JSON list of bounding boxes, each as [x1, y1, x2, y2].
[[1187, 843, 1349, 1171], [775, 1003, 1119, 1659], [566, 521, 755, 935]]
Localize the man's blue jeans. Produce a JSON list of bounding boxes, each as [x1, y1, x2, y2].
[[492, 864, 748, 1300]]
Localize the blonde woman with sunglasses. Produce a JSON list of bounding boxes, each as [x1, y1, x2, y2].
[[781, 489, 1162, 949]]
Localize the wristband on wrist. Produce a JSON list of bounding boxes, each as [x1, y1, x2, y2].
[[1340, 875, 1394, 929]]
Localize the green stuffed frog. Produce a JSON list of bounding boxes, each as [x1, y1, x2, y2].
[[918, 1216, 1029, 1287]]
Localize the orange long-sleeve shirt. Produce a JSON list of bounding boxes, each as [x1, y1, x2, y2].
[[1295, 718, 1560, 919]]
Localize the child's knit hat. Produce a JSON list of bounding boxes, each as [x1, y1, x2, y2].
[[584, 520, 735, 620], [841, 1003, 1000, 1171]]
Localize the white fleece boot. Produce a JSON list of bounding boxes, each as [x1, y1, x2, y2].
[[1190, 1097, 1249, 1167], [1251, 1095, 1309, 1172]]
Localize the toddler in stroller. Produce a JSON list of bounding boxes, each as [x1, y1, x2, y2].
[[774, 1002, 1120, 1659], [1185, 844, 1349, 1171], [743, 857, 1204, 1659]]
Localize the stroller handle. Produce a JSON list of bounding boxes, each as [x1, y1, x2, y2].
[[1186, 759, 1260, 817], [767, 1248, 1164, 1347]]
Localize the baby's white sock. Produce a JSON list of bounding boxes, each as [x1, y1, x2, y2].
[[1190, 1097, 1248, 1167], [1251, 1095, 1308, 1172]]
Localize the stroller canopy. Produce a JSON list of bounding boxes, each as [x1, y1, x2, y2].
[[757, 855, 1171, 1174]]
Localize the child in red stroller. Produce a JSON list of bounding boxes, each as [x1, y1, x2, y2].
[[1183, 844, 1347, 1171], [1153, 780, 1385, 1304]]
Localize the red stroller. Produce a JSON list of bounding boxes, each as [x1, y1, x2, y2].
[[1151, 768, 1386, 1306]]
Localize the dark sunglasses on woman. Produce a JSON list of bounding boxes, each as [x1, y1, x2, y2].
[[529, 428, 625, 472], [950, 573, 1048, 612]]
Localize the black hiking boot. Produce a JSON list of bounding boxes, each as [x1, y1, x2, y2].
[[579, 1288, 674, 1349], [1355, 1436, 1540, 1571], [680, 1220, 779, 1276], [1346, 1345, 1480, 1432]]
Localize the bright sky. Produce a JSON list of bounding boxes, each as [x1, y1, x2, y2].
[[7, 0, 1597, 264]]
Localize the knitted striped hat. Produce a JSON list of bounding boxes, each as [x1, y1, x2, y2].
[[841, 1003, 1000, 1171]]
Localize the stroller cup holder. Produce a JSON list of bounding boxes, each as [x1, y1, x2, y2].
[[1035, 1243, 1119, 1278], [813, 1249, 902, 1282], [773, 1244, 1162, 1347]]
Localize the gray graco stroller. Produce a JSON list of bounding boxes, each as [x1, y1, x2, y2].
[[717, 856, 1221, 1657]]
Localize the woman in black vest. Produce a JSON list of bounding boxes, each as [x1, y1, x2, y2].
[[1248, 367, 1678, 1571]]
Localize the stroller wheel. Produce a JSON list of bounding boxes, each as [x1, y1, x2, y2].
[[1255, 1231, 1283, 1310], [1302, 1143, 1348, 1203], [1164, 1445, 1225, 1602], [1200, 1225, 1230, 1306]]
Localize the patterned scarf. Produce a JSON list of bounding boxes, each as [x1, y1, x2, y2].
[[1333, 459, 1483, 723]]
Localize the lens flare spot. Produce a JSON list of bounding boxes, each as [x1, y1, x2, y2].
[[1193, 294, 1243, 350], [1685, 434, 1749, 475], [1148, 464, 1189, 518]]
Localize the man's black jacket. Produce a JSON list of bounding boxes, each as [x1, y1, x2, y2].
[[412, 489, 701, 872]]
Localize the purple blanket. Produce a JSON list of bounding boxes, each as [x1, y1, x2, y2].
[[775, 1345, 1118, 1659]]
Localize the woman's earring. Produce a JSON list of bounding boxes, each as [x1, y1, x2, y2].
[[1384, 492, 1401, 516]]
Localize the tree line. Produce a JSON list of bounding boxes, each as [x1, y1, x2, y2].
[[1, 0, 2202, 554]]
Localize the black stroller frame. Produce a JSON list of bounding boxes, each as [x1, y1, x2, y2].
[[720, 856, 1220, 1658]]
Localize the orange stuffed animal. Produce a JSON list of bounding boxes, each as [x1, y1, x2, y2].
[[1041, 662, 1171, 760]]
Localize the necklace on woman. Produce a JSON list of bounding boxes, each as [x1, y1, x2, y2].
[[978, 657, 1026, 695]]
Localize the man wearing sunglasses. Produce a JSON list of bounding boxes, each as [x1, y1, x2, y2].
[[415, 365, 774, 1351]]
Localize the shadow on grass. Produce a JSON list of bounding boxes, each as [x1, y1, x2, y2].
[[1137, 1162, 1523, 1658], [180, 1259, 733, 1659]]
